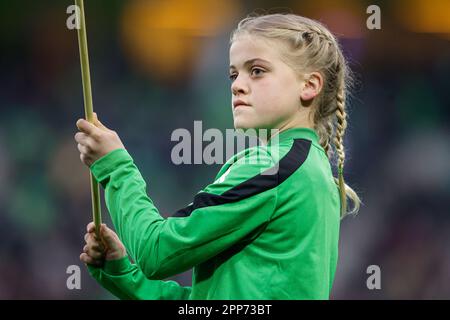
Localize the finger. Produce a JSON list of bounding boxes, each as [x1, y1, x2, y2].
[[84, 236, 105, 256], [80, 253, 103, 267], [100, 224, 117, 243], [86, 247, 105, 260], [76, 118, 98, 136], [84, 232, 94, 244], [87, 223, 104, 238], [77, 143, 90, 155], [75, 133, 95, 150], [99, 224, 122, 251], [93, 113, 109, 131], [87, 222, 96, 233], [74, 132, 89, 144], [85, 233, 103, 250], [80, 153, 93, 167], [88, 241, 104, 252], [85, 231, 100, 242], [80, 252, 92, 263]]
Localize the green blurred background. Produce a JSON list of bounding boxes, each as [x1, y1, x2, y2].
[[0, 0, 449, 299]]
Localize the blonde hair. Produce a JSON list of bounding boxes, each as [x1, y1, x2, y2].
[[230, 13, 361, 218]]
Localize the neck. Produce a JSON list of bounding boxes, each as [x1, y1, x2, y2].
[[262, 109, 314, 144]]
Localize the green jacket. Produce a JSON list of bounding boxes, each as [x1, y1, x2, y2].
[[87, 127, 341, 299]]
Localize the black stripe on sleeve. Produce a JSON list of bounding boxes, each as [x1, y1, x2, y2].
[[171, 139, 312, 217]]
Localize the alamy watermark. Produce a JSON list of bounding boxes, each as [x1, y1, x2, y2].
[[170, 121, 280, 175], [366, 264, 381, 290], [366, 5, 381, 30], [66, 265, 81, 290], [66, 5, 81, 30], [68, 4, 382, 32]]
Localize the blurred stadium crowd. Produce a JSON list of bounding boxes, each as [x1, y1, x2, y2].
[[0, 0, 449, 299]]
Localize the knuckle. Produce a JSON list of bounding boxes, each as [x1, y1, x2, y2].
[[80, 154, 90, 165], [92, 132, 101, 140], [89, 250, 100, 259], [91, 239, 101, 248]]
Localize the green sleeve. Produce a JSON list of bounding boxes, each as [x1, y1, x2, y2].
[[86, 256, 191, 300], [89, 147, 277, 280]]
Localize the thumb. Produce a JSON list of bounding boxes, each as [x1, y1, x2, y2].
[[100, 224, 118, 245], [76, 118, 98, 135], [93, 112, 109, 131]]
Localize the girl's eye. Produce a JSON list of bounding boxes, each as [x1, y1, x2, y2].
[[229, 68, 264, 81], [251, 68, 264, 76]]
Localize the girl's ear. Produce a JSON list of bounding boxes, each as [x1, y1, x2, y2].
[[300, 72, 323, 102]]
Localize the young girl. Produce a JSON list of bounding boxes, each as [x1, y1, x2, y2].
[[75, 13, 361, 300]]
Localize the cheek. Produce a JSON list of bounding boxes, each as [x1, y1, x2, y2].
[[254, 80, 295, 112], [253, 80, 279, 106]]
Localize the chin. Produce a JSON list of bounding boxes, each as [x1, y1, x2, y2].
[[233, 119, 252, 131]]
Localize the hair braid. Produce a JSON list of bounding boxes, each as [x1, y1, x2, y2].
[[323, 118, 334, 159], [334, 90, 348, 216]]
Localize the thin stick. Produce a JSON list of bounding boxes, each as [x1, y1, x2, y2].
[[75, 0, 102, 238]]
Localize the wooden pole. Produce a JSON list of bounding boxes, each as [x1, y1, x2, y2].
[[75, 0, 102, 238]]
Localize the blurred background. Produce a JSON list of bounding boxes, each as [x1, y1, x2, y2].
[[0, 0, 449, 299]]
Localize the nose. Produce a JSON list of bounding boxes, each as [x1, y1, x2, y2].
[[231, 75, 249, 96]]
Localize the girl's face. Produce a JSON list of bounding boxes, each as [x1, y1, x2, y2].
[[229, 35, 305, 131]]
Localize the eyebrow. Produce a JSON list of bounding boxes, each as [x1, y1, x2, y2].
[[229, 58, 272, 70]]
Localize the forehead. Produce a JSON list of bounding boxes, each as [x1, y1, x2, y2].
[[229, 35, 280, 68]]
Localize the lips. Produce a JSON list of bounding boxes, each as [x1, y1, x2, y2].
[[233, 100, 250, 108]]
